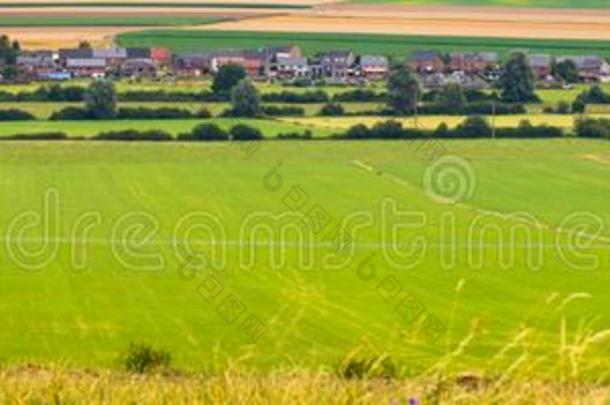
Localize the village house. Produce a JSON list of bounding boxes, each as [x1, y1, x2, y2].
[[449, 52, 499, 75], [408, 50, 445, 74], [126, 48, 150, 59], [357, 55, 388, 81], [172, 53, 212, 77], [528, 54, 552, 80], [557, 55, 610, 83], [274, 56, 310, 79], [312, 50, 355, 82], [211, 50, 267, 79], [66, 58, 106, 78], [150, 47, 172, 67], [16, 50, 56, 81], [268, 45, 302, 60], [92, 48, 127, 68], [421, 71, 488, 90], [58, 48, 93, 66], [120, 58, 157, 79]]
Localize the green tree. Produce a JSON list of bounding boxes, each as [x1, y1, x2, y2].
[[212, 64, 247, 95], [386, 62, 420, 115], [230, 79, 261, 117], [571, 98, 586, 114], [552, 59, 578, 84], [0, 35, 19, 82], [499, 52, 536, 103], [85, 80, 117, 119], [434, 83, 466, 111]]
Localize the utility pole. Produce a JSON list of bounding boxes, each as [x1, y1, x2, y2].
[[414, 84, 419, 128], [491, 99, 496, 139]]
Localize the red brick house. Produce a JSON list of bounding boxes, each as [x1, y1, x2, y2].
[[151, 48, 172, 67], [408, 50, 444, 74], [528, 54, 552, 80], [449, 52, 499, 74]]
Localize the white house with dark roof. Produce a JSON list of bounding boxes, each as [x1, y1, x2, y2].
[[358, 55, 388, 80]]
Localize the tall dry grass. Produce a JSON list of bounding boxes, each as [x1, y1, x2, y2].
[[0, 364, 608, 404], [1, 291, 609, 404]]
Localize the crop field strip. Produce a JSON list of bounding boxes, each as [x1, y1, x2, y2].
[[117, 30, 610, 58]]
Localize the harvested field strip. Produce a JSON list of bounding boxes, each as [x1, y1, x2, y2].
[[0, 2, 311, 9], [349, 0, 610, 8], [0, 16, 225, 27], [117, 30, 610, 58], [201, 14, 610, 41]]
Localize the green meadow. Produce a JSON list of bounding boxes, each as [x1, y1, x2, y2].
[[117, 30, 610, 58], [0, 139, 609, 378]]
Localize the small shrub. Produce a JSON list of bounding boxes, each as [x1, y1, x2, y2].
[[0, 109, 35, 121], [433, 122, 450, 138], [576, 85, 610, 104], [572, 99, 586, 114], [277, 130, 313, 140], [230, 124, 263, 141], [179, 123, 229, 141], [262, 90, 329, 104], [342, 124, 371, 139], [318, 102, 345, 117], [194, 108, 212, 118], [50, 107, 91, 121], [121, 342, 172, 374], [454, 116, 492, 138], [574, 117, 610, 139], [555, 101, 571, 114], [94, 130, 173, 141], [370, 120, 404, 139], [2, 132, 68, 141], [116, 107, 194, 120], [336, 356, 397, 380], [261, 105, 305, 117]]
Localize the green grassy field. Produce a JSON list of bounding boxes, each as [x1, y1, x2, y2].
[[0, 16, 224, 27], [0, 139, 609, 378], [350, 0, 610, 8], [117, 30, 610, 58]]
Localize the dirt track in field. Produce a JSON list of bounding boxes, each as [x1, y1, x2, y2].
[[200, 4, 610, 40]]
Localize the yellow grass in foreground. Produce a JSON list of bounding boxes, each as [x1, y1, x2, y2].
[[1, 365, 609, 404]]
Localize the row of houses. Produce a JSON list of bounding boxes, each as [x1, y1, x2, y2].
[[11, 45, 610, 86], [16, 47, 172, 81]]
